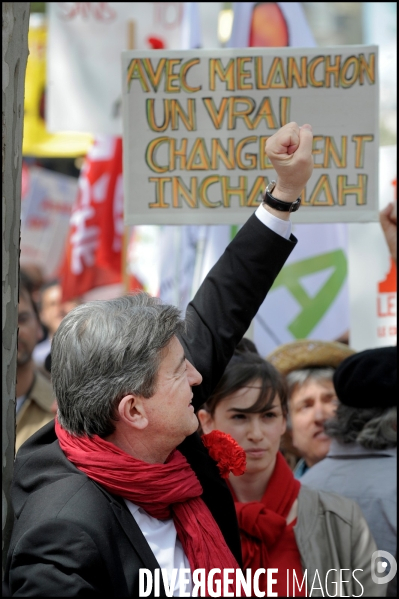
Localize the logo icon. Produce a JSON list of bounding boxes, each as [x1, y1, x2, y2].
[[371, 550, 397, 585]]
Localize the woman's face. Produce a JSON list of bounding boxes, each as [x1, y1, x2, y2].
[[201, 379, 286, 475]]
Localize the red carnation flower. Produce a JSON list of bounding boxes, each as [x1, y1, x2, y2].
[[202, 430, 246, 479]]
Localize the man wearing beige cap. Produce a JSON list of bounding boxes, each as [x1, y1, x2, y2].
[[267, 339, 355, 477]]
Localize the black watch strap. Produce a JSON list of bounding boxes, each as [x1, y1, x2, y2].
[[263, 181, 301, 213]]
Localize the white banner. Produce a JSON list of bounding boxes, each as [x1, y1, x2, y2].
[[122, 45, 379, 225], [162, 219, 350, 353], [348, 145, 397, 351], [127, 225, 161, 297], [158, 225, 205, 309], [20, 166, 77, 279], [254, 223, 349, 357], [47, 2, 197, 135]]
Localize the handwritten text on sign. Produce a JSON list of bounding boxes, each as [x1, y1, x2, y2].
[[122, 47, 379, 225]]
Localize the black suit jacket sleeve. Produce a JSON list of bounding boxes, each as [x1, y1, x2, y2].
[[181, 213, 297, 410], [9, 520, 107, 597]]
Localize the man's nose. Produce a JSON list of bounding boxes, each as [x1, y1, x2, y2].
[[187, 361, 202, 386]]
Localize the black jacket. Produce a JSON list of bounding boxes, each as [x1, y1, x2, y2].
[[6, 214, 296, 596]]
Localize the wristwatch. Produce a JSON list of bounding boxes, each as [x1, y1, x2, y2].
[[263, 180, 301, 213]]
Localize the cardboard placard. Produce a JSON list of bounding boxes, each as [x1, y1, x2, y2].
[[122, 46, 379, 225]]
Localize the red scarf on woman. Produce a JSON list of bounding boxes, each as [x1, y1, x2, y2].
[[55, 420, 239, 584], [229, 451, 301, 570]]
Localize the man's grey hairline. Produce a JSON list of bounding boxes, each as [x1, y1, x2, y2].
[[286, 367, 336, 400]]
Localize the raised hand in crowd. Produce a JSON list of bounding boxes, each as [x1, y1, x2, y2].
[[264, 122, 313, 216], [379, 198, 397, 264]]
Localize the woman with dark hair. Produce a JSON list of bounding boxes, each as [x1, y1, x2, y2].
[[198, 352, 385, 597]]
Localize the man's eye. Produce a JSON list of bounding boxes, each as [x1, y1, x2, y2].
[[263, 412, 277, 418], [231, 414, 246, 420]]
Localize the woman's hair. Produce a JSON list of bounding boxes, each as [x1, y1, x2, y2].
[[324, 404, 397, 450], [201, 352, 288, 416]]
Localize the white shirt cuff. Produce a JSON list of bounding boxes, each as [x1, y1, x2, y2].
[[255, 204, 292, 240]]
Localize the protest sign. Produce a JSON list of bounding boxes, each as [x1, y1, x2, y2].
[[47, 2, 197, 136], [348, 145, 397, 351], [122, 45, 379, 226], [253, 222, 349, 356], [20, 166, 77, 279], [60, 136, 124, 301]]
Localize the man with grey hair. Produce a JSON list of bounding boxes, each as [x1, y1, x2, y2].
[[6, 123, 314, 596]]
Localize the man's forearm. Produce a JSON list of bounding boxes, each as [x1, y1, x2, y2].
[[182, 122, 314, 410], [183, 214, 297, 410]]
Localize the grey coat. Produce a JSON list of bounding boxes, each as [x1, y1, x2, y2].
[[294, 485, 387, 597], [301, 441, 397, 556]]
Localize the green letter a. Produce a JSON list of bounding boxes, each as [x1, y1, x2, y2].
[[271, 250, 347, 338]]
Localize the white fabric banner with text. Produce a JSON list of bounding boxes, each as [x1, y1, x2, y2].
[[47, 2, 198, 135]]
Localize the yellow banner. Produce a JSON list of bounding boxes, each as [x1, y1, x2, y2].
[[23, 17, 93, 158]]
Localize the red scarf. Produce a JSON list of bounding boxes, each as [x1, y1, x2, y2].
[[55, 420, 239, 586], [229, 452, 301, 570]]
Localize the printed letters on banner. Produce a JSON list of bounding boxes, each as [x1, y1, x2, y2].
[[60, 137, 123, 301]]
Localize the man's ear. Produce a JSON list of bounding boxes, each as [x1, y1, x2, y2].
[[117, 395, 148, 431], [197, 409, 215, 434]]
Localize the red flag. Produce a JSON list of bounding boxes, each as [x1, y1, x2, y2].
[[59, 136, 123, 301]]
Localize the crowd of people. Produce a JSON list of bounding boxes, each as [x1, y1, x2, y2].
[[198, 348, 387, 596], [5, 123, 397, 597], [14, 275, 79, 451]]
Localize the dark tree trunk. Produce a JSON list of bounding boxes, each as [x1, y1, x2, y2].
[[2, 1, 30, 576]]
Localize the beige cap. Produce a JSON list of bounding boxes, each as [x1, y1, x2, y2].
[[266, 339, 356, 376]]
